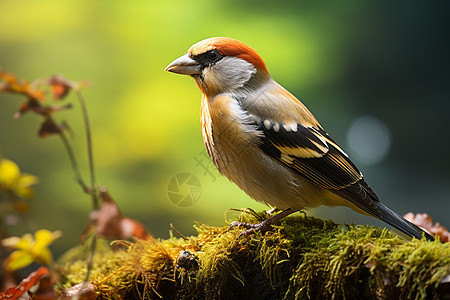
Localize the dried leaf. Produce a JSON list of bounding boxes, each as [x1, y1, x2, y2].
[[28, 90, 46, 102], [45, 75, 75, 100], [120, 217, 153, 241], [0, 69, 27, 94], [404, 212, 450, 242], [1, 70, 81, 123], [38, 119, 60, 137], [13, 100, 43, 120], [58, 282, 96, 300], [38, 119, 69, 138], [0, 69, 45, 101], [81, 186, 153, 243], [30, 275, 56, 300], [0, 267, 50, 300]]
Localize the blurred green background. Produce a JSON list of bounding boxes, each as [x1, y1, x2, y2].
[[1, 0, 449, 254]]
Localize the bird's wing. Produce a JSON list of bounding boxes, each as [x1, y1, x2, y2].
[[242, 84, 382, 217]]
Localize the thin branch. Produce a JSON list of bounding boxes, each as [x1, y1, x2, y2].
[[170, 223, 189, 241], [53, 116, 90, 193], [74, 84, 99, 283], [74, 88, 98, 210], [84, 232, 98, 282]]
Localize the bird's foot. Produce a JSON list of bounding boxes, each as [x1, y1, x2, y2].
[[229, 220, 274, 238], [229, 208, 295, 238]]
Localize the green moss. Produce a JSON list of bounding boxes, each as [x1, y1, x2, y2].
[[57, 210, 450, 299]]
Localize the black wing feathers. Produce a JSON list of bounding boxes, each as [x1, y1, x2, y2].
[[256, 120, 382, 217], [260, 122, 328, 156], [243, 108, 433, 240]]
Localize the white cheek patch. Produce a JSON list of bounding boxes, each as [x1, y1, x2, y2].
[[211, 57, 257, 90]]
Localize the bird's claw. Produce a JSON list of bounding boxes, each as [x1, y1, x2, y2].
[[229, 220, 273, 238]]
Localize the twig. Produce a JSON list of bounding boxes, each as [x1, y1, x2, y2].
[[73, 84, 99, 283], [74, 88, 98, 210], [84, 232, 98, 282], [54, 118, 90, 193], [170, 223, 189, 241]]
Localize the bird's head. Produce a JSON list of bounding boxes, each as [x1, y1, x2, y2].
[[165, 37, 270, 96]]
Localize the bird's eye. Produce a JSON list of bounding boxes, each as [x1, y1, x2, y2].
[[207, 50, 220, 63]]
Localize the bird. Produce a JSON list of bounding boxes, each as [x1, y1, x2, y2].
[[165, 37, 434, 241]]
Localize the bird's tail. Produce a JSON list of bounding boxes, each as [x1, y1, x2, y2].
[[375, 202, 434, 241]]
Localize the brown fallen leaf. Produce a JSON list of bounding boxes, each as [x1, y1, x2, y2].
[[0, 69, 45, 101], [29, 276, 56, 300], [0, 267, 50, 300], [57, 282, 96, 300], [38, 119, 70, 138], [404, 212, 450, 242], [45, 75, 74, 100], [81, 186, 153, 243]]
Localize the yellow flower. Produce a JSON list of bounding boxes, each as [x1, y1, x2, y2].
[[1, 229, 62, 271], [0, 158, 39, 199]]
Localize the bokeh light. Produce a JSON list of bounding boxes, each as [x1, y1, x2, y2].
[[347, 115, 391, 165]]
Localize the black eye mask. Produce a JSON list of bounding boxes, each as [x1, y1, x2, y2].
[[192, 49, 224, 68]]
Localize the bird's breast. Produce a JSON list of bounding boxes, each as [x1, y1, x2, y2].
[[200, 93, 334, 210], [200, 93, 260, 171]]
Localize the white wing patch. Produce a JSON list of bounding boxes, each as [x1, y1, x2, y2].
[[273, 123, 280, 132], [283, 123, 298, 132]]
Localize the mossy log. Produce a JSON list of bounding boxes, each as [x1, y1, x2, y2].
[[57, 210, 450, 300]]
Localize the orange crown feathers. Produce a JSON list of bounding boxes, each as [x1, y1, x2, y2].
[[188, 37, 268, 73]]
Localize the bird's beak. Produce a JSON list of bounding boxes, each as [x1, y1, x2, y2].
[[164, 53, 202, 75]]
